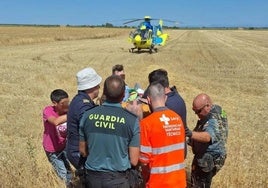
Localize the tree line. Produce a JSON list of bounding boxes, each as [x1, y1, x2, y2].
[[0, 23, 267, 30]]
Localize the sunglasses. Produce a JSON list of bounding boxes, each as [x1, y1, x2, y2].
[[193, 104, 208, 114]]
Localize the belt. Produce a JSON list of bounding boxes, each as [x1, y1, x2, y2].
[[85, 169, 128, 178]]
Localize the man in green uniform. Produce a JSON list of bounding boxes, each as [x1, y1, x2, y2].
[[188, 93, 228, 188], [79, 75, 140, 188]]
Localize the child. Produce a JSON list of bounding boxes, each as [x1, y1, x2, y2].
[[42, 89, 72, 187]]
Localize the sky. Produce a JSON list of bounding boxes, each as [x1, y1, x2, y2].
[[0, 0, 267, 27]]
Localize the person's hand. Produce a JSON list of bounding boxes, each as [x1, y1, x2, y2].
[[185, 127, 193, 138], [126, 100, 143, 120]]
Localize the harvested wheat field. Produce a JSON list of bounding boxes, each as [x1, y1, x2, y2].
[[0, 26, 267, 187]]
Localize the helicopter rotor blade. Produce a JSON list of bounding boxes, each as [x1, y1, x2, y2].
[[123, 17, 181, 26], [147, 18, 179, 25], [123, 19, 144, 25]]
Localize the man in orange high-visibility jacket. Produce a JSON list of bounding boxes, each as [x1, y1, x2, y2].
[[139, 82, 186, 188]]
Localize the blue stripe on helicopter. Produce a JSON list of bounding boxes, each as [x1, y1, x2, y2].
[[153, 37, 163, 44]]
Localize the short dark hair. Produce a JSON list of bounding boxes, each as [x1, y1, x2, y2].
[[50, 89, 68, 103], [103, 75, 125, 103], [147, 82, 165, 99], [112, 64, 124, 74], [148, 69, 169, 87]]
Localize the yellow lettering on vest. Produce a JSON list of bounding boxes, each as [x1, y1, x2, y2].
[[95, 121, 115, 129], [103, 121, 109, 128], [89, 114, 94, 120], [110, 116, 116, 122], [99, 115, 105, 121], [89, 114, 101, 120], [111, 123, 115, 129], [89, 113, 125, 124], [89, 113, 124, 129], [119, 118, 125, 124], [94, 114, 99, 119]]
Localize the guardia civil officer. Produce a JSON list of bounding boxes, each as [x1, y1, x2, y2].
[[188, 93, 228, 188], [66, 67, 102, 169], [79, 75, 140, 188]]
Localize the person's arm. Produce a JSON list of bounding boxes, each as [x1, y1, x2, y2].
[[129, 118, 141, 166], [79, 141, 88, 157], [79, 113, 89, 158], [47, 114, 67, 126], [129, 146, 140, 166], [188, 131, 211, 143], [189, 117, 218, 143]]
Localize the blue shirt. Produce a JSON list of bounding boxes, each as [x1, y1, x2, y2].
[[144, 21, 153, 30], [79, 102, 140, 172], [139, 21, 153, 30], [166, 89, 187, 128], [165, 88, 189, 159]]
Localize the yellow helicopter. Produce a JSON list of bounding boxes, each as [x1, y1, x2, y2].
[[124, 16, 170, 53]]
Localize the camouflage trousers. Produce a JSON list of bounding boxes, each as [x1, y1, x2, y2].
[[191, 153, 226, 188]]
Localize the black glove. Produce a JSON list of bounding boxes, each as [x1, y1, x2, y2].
[[185, 127, 193, 138]]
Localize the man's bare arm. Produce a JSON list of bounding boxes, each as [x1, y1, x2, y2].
[[129, 146, 140, 166]]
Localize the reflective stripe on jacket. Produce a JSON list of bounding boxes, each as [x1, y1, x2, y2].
[[140, 108, 186, 188]]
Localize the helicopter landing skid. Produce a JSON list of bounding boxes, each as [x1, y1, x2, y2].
[[129, 47, 158, 53], [129, 47, 136, 53], [149, 47, 158, 54]]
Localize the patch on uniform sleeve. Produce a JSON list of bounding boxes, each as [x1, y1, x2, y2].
[[221, 109, 227, 118], [83, 99, 90, 103]]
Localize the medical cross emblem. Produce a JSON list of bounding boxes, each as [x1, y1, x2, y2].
[[160, 114, 170, 125]]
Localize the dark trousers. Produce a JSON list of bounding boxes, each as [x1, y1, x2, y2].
[[85, 169, 129, 188], [66, 150, 80, 169], [66, 149, 87, 170], [191, 156, 216, 188], [191, 166, 216, 188]]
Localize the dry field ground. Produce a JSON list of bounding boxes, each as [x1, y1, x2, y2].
[[0, 26, 267, 187]]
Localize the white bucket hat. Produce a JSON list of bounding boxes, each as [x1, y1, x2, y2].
[[76, 67, 102, 90]]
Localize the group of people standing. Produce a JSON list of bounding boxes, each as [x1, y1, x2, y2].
[[42, 65, 228, 188]]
